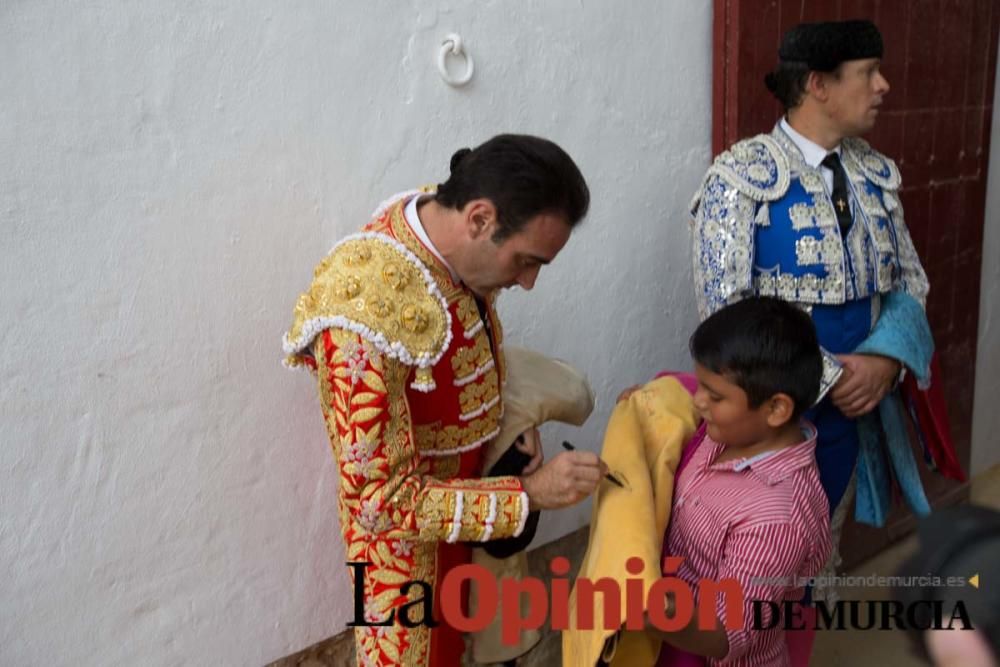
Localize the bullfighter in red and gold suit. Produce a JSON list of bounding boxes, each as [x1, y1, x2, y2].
[[283, 135, 604, 666]]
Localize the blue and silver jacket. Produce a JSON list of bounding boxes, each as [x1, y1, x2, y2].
[[691, 123, 929, 395]]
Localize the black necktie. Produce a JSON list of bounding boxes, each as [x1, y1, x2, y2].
[[821, 152, 853, 235], [473, 295, 496, 358]]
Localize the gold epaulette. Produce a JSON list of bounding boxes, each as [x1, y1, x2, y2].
[[282, 232, 452, 391]]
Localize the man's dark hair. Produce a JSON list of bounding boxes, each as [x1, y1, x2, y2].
[[764, 61, 813, 111], [766, 19, 882, 111], [435, 134, 590, 242], [690, 296, 822, 419]]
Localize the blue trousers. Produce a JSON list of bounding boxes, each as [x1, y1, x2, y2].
[[805, 298, 874, 514]]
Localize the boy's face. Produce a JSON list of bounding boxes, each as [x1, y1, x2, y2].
[[692, 363, 774, 448]]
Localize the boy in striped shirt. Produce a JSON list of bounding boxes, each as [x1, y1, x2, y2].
[[649, 297, 833, 666]]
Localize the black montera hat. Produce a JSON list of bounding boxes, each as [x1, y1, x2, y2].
[[778, 20, 883, 71]]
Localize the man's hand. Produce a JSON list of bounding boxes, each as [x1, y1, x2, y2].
[[830, 353, 901, 418], [515, 427, 544, 475], [520, 450, 608, 510]]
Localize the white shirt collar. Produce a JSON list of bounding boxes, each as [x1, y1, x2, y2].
[[780, 117, 841, 169], [404, 194, 460, 283]]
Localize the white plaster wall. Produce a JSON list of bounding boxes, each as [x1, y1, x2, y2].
[[0, 1, 712, 664], [972, 41, 1000, 476]]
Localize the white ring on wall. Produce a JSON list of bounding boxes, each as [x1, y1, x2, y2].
[[437, 33, 474, 87]]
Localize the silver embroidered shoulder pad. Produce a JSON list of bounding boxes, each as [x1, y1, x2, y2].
[[692, 134, 791, 213], [842, 137, 901, 192]]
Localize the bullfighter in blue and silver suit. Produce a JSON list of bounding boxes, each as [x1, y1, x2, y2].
[[691, 20, 933, 590]]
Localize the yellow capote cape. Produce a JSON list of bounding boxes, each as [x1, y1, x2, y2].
[[562, 376, 698, 667], [470, 347, 595, 664]]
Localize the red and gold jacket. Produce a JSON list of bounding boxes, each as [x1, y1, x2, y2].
[[283, 192, 529, 666]]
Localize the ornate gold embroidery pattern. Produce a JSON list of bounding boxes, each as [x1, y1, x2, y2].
[[316, 331, 434, 667], [453, 358, 496, 388], [428, 451, 461, 480], [467, 492, 492, 535], [450, 335, 492, 380], [416, 487, 456, 541], [283, 233, 452, 375], [400, 540, 434, 666], [459, 373, 500, 420], [320, 330, 523, 665], [350, 539, 429, 667], [413, 485, 525, 543], [436, 477, 525, 542], [455, 295, 483, 337], [382, 199, 512, 399], [478, 491, 514, 539], [304, 198, 534, 667], [412, 400, 503, 455], [385, 201, 464, 303]]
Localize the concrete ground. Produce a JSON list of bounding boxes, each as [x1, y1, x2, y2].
[[810, 464, 1000, 666]]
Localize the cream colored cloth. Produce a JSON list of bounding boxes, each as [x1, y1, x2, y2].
[[562, 377, 698, 667], [469, 346, 595, 664], [482, 347, 595, 471]]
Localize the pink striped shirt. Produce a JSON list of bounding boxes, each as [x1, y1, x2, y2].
[[665, 424, 832, 666]]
